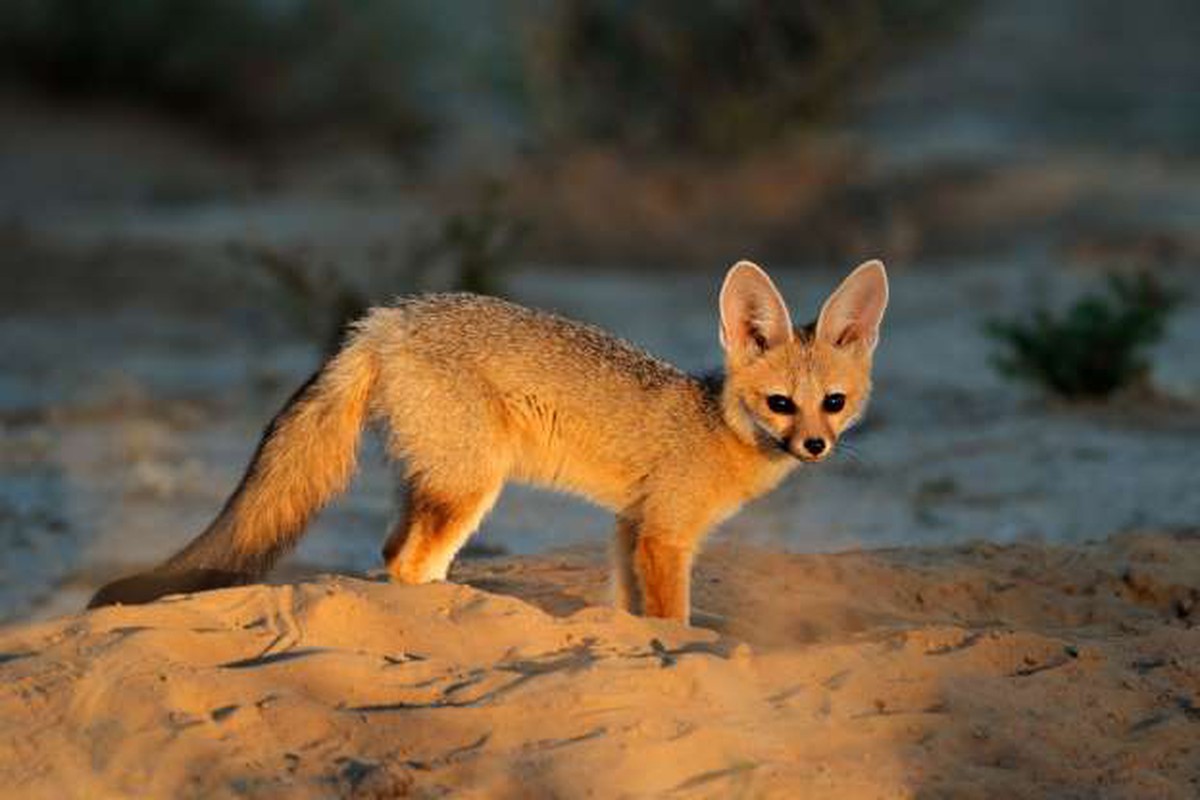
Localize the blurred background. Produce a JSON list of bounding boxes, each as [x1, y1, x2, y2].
[[1, 0, 1198, 621]]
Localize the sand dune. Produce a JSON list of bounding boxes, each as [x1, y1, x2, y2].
[[2, 531, 1197, 798]]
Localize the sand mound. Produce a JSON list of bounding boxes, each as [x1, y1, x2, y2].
[[2, 532, 1198, 798]]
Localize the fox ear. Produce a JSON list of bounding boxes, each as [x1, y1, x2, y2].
[[719, 260, 793, 359], [816, 259, 889, 352]]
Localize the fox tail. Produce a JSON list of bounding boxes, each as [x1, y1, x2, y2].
[[88, 327, 378, 608]]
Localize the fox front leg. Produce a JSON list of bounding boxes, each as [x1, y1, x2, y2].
[[637, 535, 693, 623], [613, 506, 702, 623]]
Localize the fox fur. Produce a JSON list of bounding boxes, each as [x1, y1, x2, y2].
[[89, 260, 888, 622]]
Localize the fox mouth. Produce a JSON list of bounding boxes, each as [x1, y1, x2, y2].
[[761, 427, 833, 463], [783, 436, 835, 463], [742, 403, 834, 463]]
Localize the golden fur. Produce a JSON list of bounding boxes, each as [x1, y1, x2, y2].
[[90, 261, 888, 623]]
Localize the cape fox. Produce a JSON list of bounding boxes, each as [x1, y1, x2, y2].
[[89, 260, 888, 622]]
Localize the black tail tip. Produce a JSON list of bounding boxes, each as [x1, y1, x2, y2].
[[87, 569, 251, 609]]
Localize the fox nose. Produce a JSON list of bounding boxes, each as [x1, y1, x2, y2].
[[803, 437, 827, 456]]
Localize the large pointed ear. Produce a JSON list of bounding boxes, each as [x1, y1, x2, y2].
[[719, 260, 794, 359], [816, 260, 889, 352]]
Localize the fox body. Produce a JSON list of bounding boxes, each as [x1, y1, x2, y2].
[[90, 260, 888, 622]]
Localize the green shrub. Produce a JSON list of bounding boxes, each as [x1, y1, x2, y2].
[[986, 272, 1182, 399]]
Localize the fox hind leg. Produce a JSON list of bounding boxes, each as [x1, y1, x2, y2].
[[383, 477, 502, 584], [612, 516, 642, 614]]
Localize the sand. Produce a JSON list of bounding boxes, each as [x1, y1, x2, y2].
[[2, 531, 1197, 799]]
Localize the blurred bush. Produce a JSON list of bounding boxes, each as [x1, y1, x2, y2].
[[986, 272, 1183, 400], [231, 182, 528, 354], [229, 242, 368, 356], [519, 0, 970, 154], [0, 0, 972, 157], [0, 0, 432, 143], [409, 181, 531, 297]]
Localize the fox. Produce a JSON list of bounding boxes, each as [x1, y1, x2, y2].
[[89, 259, 888, 623]]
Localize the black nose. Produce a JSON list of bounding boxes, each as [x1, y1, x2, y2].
[[803, 437, 826, 456]]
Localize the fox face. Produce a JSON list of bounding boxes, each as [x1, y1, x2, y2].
[[719, 260, 888, 462]]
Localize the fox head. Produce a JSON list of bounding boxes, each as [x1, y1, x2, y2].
[[718, 259, 888, 463]]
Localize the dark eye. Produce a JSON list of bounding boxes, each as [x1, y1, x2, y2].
[[766, 394, 796, 414], [822, 393, 846, 413]]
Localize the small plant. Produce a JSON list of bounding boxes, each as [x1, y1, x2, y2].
[[229, 243, 373, 356], [986, 271, 1181, 399], [409, 181, 531, 297], [231, 184, 530, 356]]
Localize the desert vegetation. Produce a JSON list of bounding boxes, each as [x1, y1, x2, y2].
[[987, 271, 1182, 399]]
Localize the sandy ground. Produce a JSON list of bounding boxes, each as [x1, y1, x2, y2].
[[3, 0, 1199, 624], [2, 532, 1198, 799]]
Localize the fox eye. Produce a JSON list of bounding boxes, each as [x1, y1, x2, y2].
[[766, 394, 796, 414], [822, 393, 846, 413]]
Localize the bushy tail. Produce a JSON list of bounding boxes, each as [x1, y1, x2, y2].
[[89, 331, 378, 608]]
